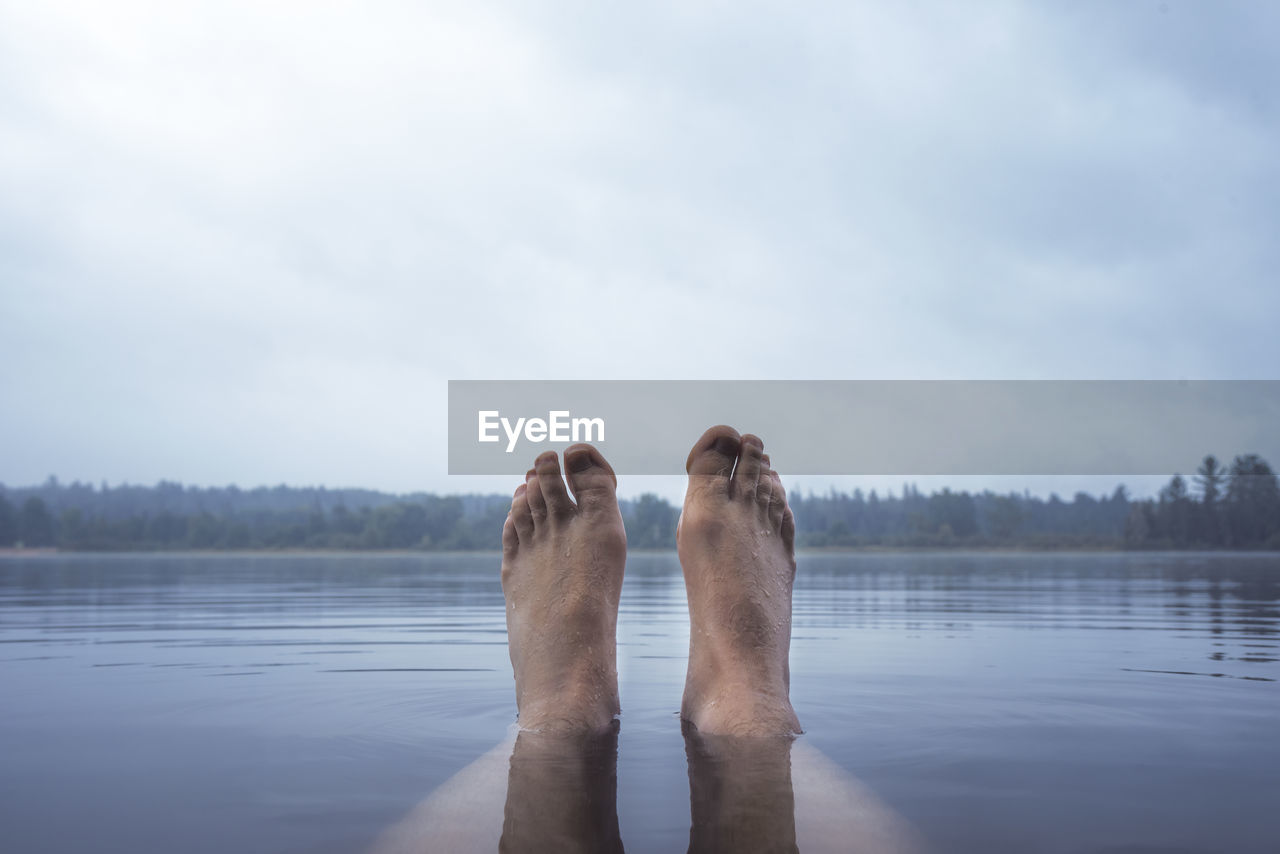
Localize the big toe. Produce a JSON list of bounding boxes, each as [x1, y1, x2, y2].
[[564, 443, 619, 516], [686, 425, 742, 494]]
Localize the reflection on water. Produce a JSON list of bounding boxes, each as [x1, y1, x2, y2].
[[685, 728, 798, 854], [1, 552, 1278, 853], [502, 726, 625, 854]]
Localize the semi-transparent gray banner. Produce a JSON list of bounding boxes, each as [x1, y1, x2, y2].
[[447, 381, 1280, 475]]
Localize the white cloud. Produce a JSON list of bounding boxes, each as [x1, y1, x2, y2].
[[1, 0, 1276, 493]]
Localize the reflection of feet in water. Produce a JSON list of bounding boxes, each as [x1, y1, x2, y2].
[[502, 445, 626, 733], [679, 426, 802, 736], [685, 727, 800, 854], [502, 726, 624, 854]]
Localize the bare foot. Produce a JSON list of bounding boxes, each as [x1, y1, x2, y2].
[[678, 425, 801, 736], [501, 444, 627, 733]]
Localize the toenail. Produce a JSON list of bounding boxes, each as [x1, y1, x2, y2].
[[713, 436, 740, 456], [566, 451, 594, 473]]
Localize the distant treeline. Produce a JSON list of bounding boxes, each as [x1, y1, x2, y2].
[[791, 454, 1279, 550], [2, 454, 1278, 552]]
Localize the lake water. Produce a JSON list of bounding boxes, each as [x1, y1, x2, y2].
[[1, 551, 1277, 853]]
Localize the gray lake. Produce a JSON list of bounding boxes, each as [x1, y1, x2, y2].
[[1, 551, 1277, 853]]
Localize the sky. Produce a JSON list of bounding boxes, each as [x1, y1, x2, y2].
[[2, 1, 1277, 503]]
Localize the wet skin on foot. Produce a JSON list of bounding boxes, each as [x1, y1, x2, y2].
[[501, 444, 627, 734], [679, 425, 802, 737]]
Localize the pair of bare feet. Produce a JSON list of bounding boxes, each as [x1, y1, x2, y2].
[[500, 425, 801, 737]]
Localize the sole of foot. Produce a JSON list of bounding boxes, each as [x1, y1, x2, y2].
[[678, 425, 801, 737], [501, 444, 627, 734]]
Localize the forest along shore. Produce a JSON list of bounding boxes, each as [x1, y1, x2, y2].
[[2, 454, 1278, 552]]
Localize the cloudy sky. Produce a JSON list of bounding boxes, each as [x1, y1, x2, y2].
[[1, 0, 1276, 500]]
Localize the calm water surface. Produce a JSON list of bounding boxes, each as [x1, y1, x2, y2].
[[1, 551, 1277, 853]]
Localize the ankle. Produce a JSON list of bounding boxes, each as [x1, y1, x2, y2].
[[682, 676, 800, 737], [518, 680, 620, 734]]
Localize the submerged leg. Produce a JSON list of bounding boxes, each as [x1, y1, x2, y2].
[[685, 727, 799, 854], [501, 725, 624, 854]]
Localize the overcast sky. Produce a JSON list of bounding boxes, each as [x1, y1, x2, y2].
[[2, 1, 1277, 501]]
